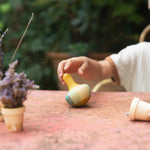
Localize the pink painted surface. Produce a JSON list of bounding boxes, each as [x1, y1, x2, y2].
[[1, 90, 150, 150]]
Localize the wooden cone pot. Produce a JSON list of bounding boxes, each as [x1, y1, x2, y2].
[[1, 106, 25, 132], [0, 101, 4, 122], [129, 97, 150, 121], [63, 73, 91, 107]]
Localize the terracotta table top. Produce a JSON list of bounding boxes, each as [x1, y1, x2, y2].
[[1, 90, 150, 150]]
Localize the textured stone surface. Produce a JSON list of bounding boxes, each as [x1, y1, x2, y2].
[[1, 90, 150, 150]]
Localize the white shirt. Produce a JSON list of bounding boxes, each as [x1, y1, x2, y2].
[[109, 42, 150, 92]]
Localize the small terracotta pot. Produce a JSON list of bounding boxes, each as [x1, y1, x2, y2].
[[1, 106, 25, 132], [128, 97, 150, 121]]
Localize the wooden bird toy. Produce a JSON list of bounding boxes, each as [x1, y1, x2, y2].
[[63, 73, 91, 107]]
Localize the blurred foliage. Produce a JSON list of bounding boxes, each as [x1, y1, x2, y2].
[[0, 0, 149, 89]]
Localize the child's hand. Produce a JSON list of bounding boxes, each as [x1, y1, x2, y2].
[[57, 56, 88, 85], [57, 56, 112, 85]]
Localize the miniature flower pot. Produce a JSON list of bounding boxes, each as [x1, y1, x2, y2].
[[128, 97, 150, 121], [1, 106, 25, 132], [0, 101, 4, 122]]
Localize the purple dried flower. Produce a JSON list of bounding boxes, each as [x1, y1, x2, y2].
[[0, 60, 39, 108]]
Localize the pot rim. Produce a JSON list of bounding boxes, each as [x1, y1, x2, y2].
[[1, 106, 25, 115]]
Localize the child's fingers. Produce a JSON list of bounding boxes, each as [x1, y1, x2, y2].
[[64, 61, 72, 71], [57, 60, 67, 84], [57, 59, 77, 84], [64, 59, 81, 73], [78, 61, 88, 75], [57, 57, 86, 84]]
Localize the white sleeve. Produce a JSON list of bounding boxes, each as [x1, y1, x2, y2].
[[110, 42, 150, 92]]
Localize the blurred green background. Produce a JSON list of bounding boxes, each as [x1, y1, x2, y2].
[[0, 0, 149, 90]]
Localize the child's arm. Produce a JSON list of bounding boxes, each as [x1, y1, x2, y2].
[[57, 56, 113, 85]]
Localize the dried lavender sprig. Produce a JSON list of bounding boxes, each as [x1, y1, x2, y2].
[[10, 13, 34, 64], [0, 28, 9, 80], [0, 59, 39, 108], [1, 28, 9, 39]]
